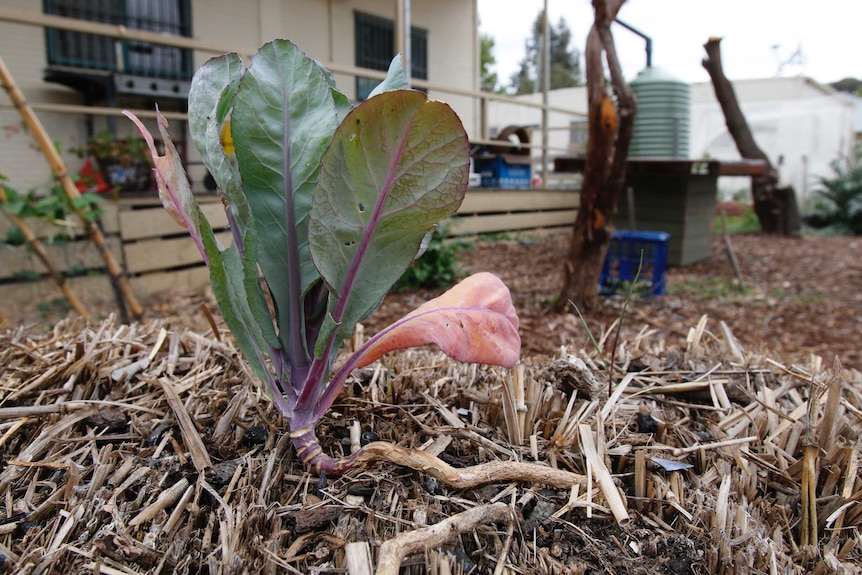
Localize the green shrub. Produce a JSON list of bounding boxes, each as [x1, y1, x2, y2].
[[805, 144, 862, 235], [715, 202, 760, 234], [394, 224, 467, 291], [3, 227, 26, 246], [1, 182, 105, 228]]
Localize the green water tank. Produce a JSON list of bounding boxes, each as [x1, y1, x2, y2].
[[629, 67, 690, 158]]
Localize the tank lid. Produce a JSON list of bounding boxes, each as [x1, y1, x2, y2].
[[630, 66, 687, 85]]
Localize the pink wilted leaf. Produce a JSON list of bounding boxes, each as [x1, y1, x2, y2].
[[352, 272, 521, 369], [123, 109, 206, 261]]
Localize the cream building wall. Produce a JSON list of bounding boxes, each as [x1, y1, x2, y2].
[[0, 0, 479, 194], [0, 0, 89, 196], [690, 77, 855, 204]]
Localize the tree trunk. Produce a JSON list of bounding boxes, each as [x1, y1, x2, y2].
[[702, 38, 801, 236], [556, 0, 636, 312]]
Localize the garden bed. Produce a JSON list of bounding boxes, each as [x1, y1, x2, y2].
[[0, 307, 860, 573], [1, 231, 861, 573]]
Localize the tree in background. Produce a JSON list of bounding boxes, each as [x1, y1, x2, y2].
[[510, 10, 583, 95], [702, 38, 801, 236], [830, 77, 862, 97], [555, 0, 635, 312], [480, 33, 502, 93]]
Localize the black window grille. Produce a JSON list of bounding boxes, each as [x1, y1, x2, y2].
[[355, 11, 427, 100], [44, 0, 192, 80]]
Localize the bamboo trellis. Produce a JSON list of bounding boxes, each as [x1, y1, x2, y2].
[[0, 186, 90, 319], [0, 55, 143, 321]]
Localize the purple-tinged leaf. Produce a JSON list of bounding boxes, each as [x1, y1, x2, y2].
[[352, 272, 521, 369], [309, 90, 470, 358], [307, 272, 520, 422], [124, 110, 206, 263]]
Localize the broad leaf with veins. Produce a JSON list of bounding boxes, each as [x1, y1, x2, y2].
[[350, 272, 521, 369], [231, 40, 338, 357], [309, 90, 470, 356]]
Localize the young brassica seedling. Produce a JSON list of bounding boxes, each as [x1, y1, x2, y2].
[[125, 40, 521, 475]]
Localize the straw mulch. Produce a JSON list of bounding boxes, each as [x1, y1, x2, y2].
[[0, 314, 860, 574]]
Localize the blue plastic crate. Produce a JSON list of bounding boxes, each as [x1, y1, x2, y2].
[[474, 156, 531, 189], [600, 231, 670, 296]]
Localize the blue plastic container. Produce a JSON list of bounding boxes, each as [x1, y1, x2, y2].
[[600, 231, 670, 296], [474, 156, 532, 189]]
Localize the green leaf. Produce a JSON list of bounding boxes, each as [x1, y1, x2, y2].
[[230, 39, 339, 353], [238, 223, 281, 351], [125, 109, 280, 367], [188, 56, 265, 327], [313, 60, 352, 124], [368, 55, 409, 98], [188, 53, 243, 194], [200, 215, 276, 382], [309, 90, 470, 355], [2, 187, 27, 217]]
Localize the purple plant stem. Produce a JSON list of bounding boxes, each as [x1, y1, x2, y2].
[[295, 112, 416, 414], [281, 92, 312, 390], [289, 425, 362, 475]]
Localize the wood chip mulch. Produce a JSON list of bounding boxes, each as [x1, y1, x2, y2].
[[366, 232, 862, 371], [0, 310, 860, 574]]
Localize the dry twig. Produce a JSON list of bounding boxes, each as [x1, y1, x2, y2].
[[376, 502, 511, 575]]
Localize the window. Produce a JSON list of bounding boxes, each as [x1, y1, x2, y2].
[[355, 11, 427, 100], [44, 0, 192, 80]]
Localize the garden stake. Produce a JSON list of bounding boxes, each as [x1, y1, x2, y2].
[[0, 55, 142, 321], [0, 185, 89, 319], [720, 210, 745, 289]]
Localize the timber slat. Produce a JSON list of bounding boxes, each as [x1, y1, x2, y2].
[[4, 189, 580, 307], [119, 199, 228, 241], [0, 236, 123, 280], [460, 190, 579, 214], [130, 266, 212, 296], [123, 231, 232, 274], [449, 210, 577, 236]]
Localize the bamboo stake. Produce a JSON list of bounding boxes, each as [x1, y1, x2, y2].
[[720, 210, 745, 288], [0, 55, 143, 321], [0, 186, 90, 318]]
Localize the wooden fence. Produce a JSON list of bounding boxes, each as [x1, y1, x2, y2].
[[0, 189, 578, 321]]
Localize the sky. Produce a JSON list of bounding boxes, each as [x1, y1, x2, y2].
[[478, 0, 862, 88]]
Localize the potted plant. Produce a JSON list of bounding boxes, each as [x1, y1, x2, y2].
[[75, 130, 154, 194]]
